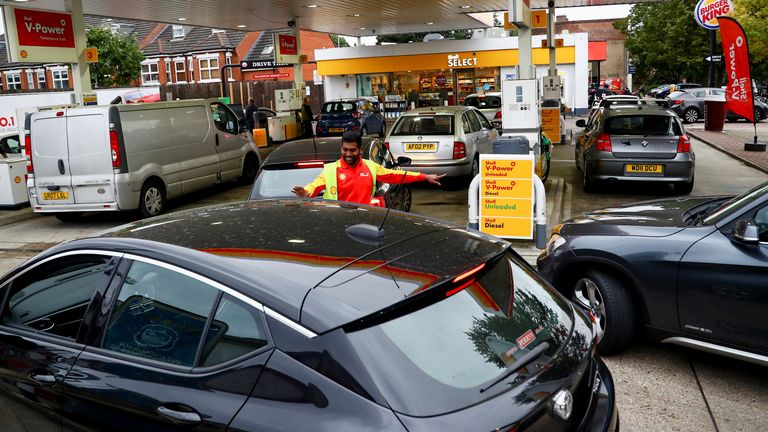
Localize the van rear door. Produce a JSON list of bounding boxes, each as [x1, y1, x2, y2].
[[31, 111, 75, 204], [66, 109, 116, 203]]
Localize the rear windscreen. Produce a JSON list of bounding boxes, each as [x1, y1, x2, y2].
[[250, 166, 322, 199], [322, 102, 356, 113], [464, 96, 501, 109], [345, 251, 573, 416], [604, 115, 682, 136], [391, 115, 454, 136]]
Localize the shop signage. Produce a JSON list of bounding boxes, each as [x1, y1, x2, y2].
[[2, 7, 78, 63], [694, 0, 734, 30], [479, 155, 534, 240], [541, 108, 561, 144], [719, 17, 754, 123], [447, 54, 478, 68], [86, 47, 98, 63], [252, 72, 290, 80], [241, 60, 289, 70], [274, 34, 300, 64], [435, 75, 447, 87]]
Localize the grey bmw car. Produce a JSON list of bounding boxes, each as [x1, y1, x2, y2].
[[575, 105, 695, 194]]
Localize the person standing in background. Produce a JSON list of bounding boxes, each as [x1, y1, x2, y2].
[[244, 98, 257, 133], [301, 97, 314, 138]]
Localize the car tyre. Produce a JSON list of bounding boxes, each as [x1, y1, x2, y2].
[[466, 155, 480, 186], [54, 212, 83, 222], [582, 165, 596, 193], [240, 153, 259, 184], [674, 175, 694, 195], [755, 107, 763, 122], [139, 180, 165, 218], [683, 108, 699, 124], [573, 270, 635, 355], [360, 126, 368, 137]]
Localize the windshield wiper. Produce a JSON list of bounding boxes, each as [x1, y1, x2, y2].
[[479, 341, 550, 393]]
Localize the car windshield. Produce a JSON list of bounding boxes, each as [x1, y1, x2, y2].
[[464, 96, 501, 109], [392, 115, 454, 136], [704, 181, 768, 225], [250, 166, 323, 199], [346, 251, 573, 416], [604, 115, 682, 136], [322, 102, 356, 113]]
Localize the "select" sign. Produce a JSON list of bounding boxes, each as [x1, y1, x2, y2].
[[15, 8, 75, 48]]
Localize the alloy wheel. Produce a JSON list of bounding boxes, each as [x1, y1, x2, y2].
[[143, 187, 163, 216], [685, 109, 698, 123], [573, 278, 607, 334]]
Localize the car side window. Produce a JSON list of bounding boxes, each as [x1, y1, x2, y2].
[[755, 206, 768, 242], [692, 90, 706, 98], [462, 113, 472, 133], [475, 110, 492, 130], [467, 110, 482, 132], [2, 254, 116, 340], [211, 103, 238, 134], [201, 293, 269, 366]]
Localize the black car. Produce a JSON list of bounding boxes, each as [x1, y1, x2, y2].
[[249, 136, 412, 211], [0, 200, 617, 431], [537, 180, 768, 364]]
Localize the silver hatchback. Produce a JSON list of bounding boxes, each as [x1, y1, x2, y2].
[[575, 106, 695, 194], [385, 106, 498, 180]]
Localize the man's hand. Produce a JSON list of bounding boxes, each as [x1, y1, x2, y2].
[[424, 173, 446, 186], [292, 186, 309, 197]]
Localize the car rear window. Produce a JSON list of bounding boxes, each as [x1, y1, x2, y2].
[[345, 251, 573, 416], [322, 102, 356, 113], [250, 165, 323, 199], [667, 91, 687, 99], [464, 96, 501, 109], [604, 115, 682, 136], [391, 115, 454, 136]]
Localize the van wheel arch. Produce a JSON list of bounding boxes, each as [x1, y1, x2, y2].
[[240, 152, 260, 184], [139, 178, 166, 218]]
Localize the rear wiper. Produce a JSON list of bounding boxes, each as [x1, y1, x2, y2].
[[479, 341, 550, 393]]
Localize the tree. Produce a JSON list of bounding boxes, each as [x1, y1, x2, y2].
[[617, 0, 714, 87], [86, 26, 144, 88], [376, 29, 472, 45], [732, 0, 768, 81], [330, 35, 350, 47]]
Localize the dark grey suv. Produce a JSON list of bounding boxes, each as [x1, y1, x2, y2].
[[575, 105, 695, 194]]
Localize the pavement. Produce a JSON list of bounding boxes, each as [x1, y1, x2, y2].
[[686, 121, 768, 174]]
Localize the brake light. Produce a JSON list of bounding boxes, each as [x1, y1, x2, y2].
[[453, 262, 485, 283], [671, 99, 684, 106], [595, 134, 612, 152], [109, 130, 121, 168], [295, 161, 325, 168], [677, 135, 691, 153], [352, 112, 362, 119], [24, 134, 33, 173], [453, 141, 466, 159], [446, 263, 486, 297], [494, 111, 502, 120]]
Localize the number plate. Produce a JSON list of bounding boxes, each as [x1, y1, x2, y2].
[[625, 164, 663, 173], [405, 143, 437, 152], [42, 191, 69, 200], [329, 128, 344, 133]]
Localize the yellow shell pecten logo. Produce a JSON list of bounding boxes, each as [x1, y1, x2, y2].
[[330, 186, 337, 195], [14, 176, 21, 184], [695, 0, 734, 30]]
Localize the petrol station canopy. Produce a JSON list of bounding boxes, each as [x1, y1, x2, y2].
[[18, 0, 663, 36]]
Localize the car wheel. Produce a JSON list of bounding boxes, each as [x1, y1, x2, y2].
[[572, 270, 635, 355], [240, 153, 259, 184], [683, 108, 699, 123], [574, 146, 582, 171], [360, 126, 368, 137], [54, 212, 83, 222], [674, 175, 694, 195], [465, 155, 480, 186], [379, 122, 386, 138], [582, 164, 596, 193], [755, 107, 762, 122], [140, 180, 165, 218]]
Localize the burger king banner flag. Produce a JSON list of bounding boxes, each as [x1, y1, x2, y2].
[[719, 17, 754, 124]]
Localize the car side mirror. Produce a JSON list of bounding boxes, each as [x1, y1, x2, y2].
[[396, 156, 412, 166], [576, 119, 586, 128], [733, 219, 760, 244]]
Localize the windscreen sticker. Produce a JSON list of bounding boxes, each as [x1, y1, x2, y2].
[[516, 329, 536, 350]]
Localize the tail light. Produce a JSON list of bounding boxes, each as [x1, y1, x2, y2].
[[383, 141, 389, 149], [494, 111, 502, 120], [24, 134, 33, 173], [352, 112, 362, 119], [295, 161, 325, 168], [595, 134, 612, 152], [677, 135, 691, 153], [671, 99, 684, 106], [453, 141, 466, 160], [109, 129, 121, 168]]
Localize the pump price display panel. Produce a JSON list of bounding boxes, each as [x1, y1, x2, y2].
[[479, 155, 535, 240]]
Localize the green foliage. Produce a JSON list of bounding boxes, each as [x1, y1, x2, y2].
[[732, 0, 768, 80], [620, 0, 713, 87], [376, 29, 472, 45], [330, 35, 350, 48], [86, 26, 144, 88]]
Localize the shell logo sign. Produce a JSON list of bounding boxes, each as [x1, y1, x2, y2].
[[694, 0, 734, 30]]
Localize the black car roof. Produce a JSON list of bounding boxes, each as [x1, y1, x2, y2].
[[262, 137, 377, 166], [74, 200, 506, 334]]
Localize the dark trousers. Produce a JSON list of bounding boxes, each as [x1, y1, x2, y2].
[[302, 121, 313, 138]]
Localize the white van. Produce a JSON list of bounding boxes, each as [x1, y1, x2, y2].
[[25, 99, 260, 220]]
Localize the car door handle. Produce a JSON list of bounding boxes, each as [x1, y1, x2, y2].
[[58, 159, 65, 175], [30, 373, 56, 385], [157, 405, 201, 425], [215, 135, 220, 146]]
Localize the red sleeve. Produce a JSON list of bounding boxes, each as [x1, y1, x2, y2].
[[375, 165, 426, 184]]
